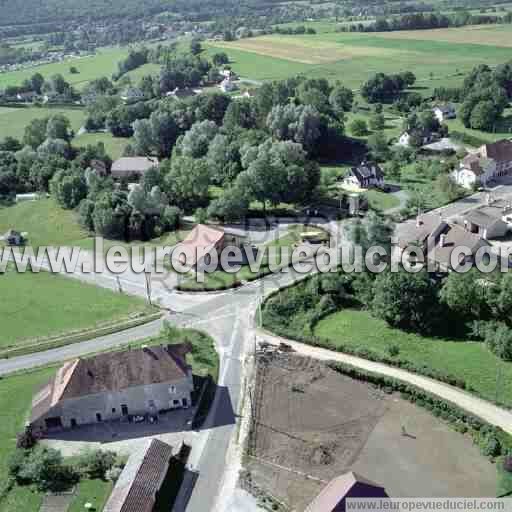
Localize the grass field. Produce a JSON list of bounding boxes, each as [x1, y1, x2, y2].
[[0, 47, 128, 90], [0, 199, 88, 248], [0, 265, 152, 347], [68, 479, 113, 512], [0, 367, 58, 512], [314, 309, 512, 406], [208, 25, 512, 91], [0, 105, 85, 140], [73, 131, 132, 159]]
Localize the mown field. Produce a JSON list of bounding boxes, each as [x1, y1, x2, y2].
[[208, 24, 512, 91], [0, 199, 88, 248], [0, 47, 129, 90], [0, 105, 85, 140], [73, 131, 132, 160], [0, 265, 152, 347], [314, 309, 512, 406]]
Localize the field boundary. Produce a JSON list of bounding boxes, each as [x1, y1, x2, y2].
[[0, 311, 162, 359]]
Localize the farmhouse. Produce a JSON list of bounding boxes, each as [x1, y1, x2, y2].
[[172, 223, 246, 270], [2, 229, 25, 246], [452, 140, 512, 188], [343, 161, 384, 189], [433, 104, 456, 123], [104, 439, 180, 512], [30, 343, 194, 432], [111, 157, 159, 180], [220, 77, 237, 93], [305, 472, 388, 512]]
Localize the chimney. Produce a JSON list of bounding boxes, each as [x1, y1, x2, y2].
[[439, 234, 447, 247]]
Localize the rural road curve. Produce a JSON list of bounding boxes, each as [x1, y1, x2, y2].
[[258, 330, 512, 436]]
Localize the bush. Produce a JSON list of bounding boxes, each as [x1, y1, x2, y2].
[[75, 449, 116, 480], [481, 435, 502, 457], [106, 466, 123, 482], [387, 344, 400, 357], [16, 428, 37, 450], [15, 447, 78, 492]]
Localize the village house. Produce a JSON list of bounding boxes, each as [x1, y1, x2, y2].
[[30, 343, 194, 432], [166, 87, 198, 100], [343, 161, 384, 189], [220, 77, 237, 93], [461, 203, 510, 240], [2, 229, 26, 246], [104, 439, 185, 512], [433, 104, 456, 123], [172, 223, 247, 270], [395, 214, 492, 272], [111, 156, 159, 180], [452, 140, 512, 189], [398, 129, 436, 147], [120, 87, 145, 104], [305, 472, 388, 512]]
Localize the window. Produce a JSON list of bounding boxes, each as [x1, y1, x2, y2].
[[182, 398, 188, 407], [173, 399, 180, 406], [169, 386, 176, 394], [112, 408, 116, 414], [121, 404, 129, 416], [96, 413, 102, 423], [70, 419, 77, 428], [148, 400, 155, 408]]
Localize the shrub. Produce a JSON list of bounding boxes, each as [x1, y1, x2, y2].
[[106, 466, 123, 482], [75, 449, 116, 479], [387, 344, 400, 357], [16, 429, 37, 450], [481, 435, 502, 457]]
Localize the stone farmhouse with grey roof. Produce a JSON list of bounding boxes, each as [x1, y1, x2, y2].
[[30, 344, 194, 432]]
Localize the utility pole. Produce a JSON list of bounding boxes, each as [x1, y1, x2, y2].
[[145, 272, 152, 306]]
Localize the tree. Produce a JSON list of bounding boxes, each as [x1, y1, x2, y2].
[[367, 132, 389, 161], [440, 269, 491, 321], [329, 84, 354, 118], [46, 114, 72, 141], [223, 99, 258, 130], [30, 72, 45, 94], [470, 100, 499, 131], [207, 185, 250, 222], [37, 138, 70, 159], [371, 269, 441, 334], [241, 139, 319, 209], [369, 113, 385, 131], [361, 72, 408, 103], [23, 118, 48, 149], [193, 92, 231, 125], [485, 322, 512, 361], [190, 39, 202, 55], [178, 120, 218, 158], [162, 156, 210, 211], [349, 119, 368, 136], [75, 449, 116, 480], [50, 169, 87, 209], [212, 52, 229, 66]]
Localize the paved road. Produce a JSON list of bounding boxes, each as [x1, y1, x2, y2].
[[258, 331, 512, 436]]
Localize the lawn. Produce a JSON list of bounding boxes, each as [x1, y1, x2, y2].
[[0, 46, 129, 91], [0, 266, 152, 348], [0, 199, 88, 248], [68, 478, 112, 512], [0, 367, 57, 512], [365, 189, 400, 211], [73, 131, 132, 160], [0, 105, 85, 140], [315, 309, 512, 406]]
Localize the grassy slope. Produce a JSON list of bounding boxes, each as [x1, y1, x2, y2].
[[68, 478, 113, 512], [0, 47, 128, 90], [0, 199, 88, 248], [0, 106, 85, 140], [0, 267, 152, 347], [0, 367, 56, 512], [315, 309, 512, 405]]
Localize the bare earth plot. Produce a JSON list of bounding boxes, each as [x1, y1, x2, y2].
[[211, 35, 406, 64], [246, 352, 495, 511]]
